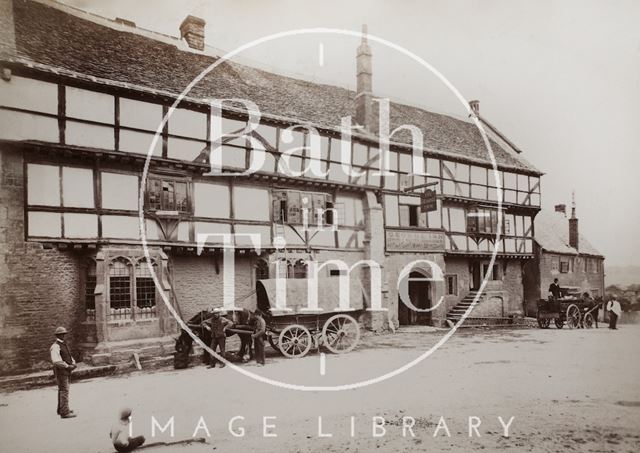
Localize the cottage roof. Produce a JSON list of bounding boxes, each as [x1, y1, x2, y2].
[[534, 210, 603, 257], [5, 0, 540, 173]]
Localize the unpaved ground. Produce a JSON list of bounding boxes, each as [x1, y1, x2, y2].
[[1, 325, 639, 453]]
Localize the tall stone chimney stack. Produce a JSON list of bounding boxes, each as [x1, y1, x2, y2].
[[180, 15, 205, 51], [355, 24, 374, 132], [568, 191, 579, 250]]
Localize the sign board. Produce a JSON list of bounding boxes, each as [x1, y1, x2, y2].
[[385, 229, 446, 252], [420, 189, 437, 212]]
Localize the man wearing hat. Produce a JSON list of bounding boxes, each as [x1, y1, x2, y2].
[[50, 326, 77, 418]]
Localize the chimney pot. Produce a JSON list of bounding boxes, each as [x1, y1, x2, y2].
[[180, 15, 206, 51], [469, 100, 480, 115], [115, 17, 136, 27], [355, 24, 374, 132], [568, 192, 579, 250]]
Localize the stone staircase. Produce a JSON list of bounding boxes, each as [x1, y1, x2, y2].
[[446, 290, 484, 323]]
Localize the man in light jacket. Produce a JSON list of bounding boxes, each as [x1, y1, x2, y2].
[[606, 297, 622, 330], [50, 326, 77, 418]]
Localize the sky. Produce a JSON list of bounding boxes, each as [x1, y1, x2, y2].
[[60, 0, 640, 266]]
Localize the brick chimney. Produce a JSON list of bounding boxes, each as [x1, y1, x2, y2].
[[554, 204, 566, 216], [355, 24, 374, 132], [180, 15, 205, 51], [469, 100, 480, 115], [568, 192, 579, 250]]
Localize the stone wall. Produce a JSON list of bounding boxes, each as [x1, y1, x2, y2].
[[0, 147, 85, 375]]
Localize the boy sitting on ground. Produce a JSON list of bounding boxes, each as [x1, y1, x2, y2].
[[110, 407, 146, 452]]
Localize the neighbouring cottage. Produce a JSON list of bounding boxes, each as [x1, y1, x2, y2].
[[0, 0, 541, 374], [523, 201, 605, 316]]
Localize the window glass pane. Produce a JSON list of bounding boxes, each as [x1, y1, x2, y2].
[[320, 136, 330, 160], [384, 172, 399, 191], [398, 205, 410, 227], [327, 162, 349, 183], [398, 153, 411, 173], [530, 176, 540, 193], [221, 118, 247, 147], [457, 164, 469, 182], [488, 169, 502, 187], [442, 179, 455, 195], [279, 127, 306, 156], [504, 189, 517, 203], [169, 108, 207, 139], [388, 151, 399, 171], [353, 142, 368, 166], [517, 174, 529, 191], [449, 208, 466, 232], [456, 182, 470, 197], [384, 195, 399, 227], [427, 201, 442, 229], [426, 158, 440, 177], [504, 172, 517, 189], [470, 166, 487, 185], [62, 167, 94, 208], [442, 160, 455, 179], [255, 123, 278, 149], [471, 184, 487, 199], [28, 164, 60, 206]]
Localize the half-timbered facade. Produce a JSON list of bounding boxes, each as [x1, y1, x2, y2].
[[0, 0, 542, 373]]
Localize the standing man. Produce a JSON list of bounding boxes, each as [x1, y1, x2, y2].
[[252, 310, 267, 366], [204, 309, 232, 368], [607, 296, 622, 330], [548, 278, 561, 300], [50, 326, 77, 418], [548, 278, 562, 312]]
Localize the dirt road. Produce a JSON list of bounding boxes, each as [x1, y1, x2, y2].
[[1, 325, 638, 452]]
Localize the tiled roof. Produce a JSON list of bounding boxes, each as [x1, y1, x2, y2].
[[534, 210, 602, 257], [6, 0, 540, 173]]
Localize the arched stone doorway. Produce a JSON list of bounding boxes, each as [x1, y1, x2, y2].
[[398, 270, 433, 326]]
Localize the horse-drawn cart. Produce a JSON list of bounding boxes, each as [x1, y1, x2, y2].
[[536, 293, 599, 329], [256, 278, 363, 358]]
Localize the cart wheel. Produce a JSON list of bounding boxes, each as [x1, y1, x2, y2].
[[267, 334, 283, 355], [322, 314, 360, 354], [554, 319, 564, 329], [583, 313, 595, 329], [537, 317, 550, 329], [566, 304, 580, 329], [278, 324, 312, 358]]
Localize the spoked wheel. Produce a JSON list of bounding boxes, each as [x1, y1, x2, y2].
[[322, 314, 360, 354], [267, 333, 283, 355], [566, 304, 580, 329], [537, 317, 550, 329], [554, 318, 564, 329], [583, 313, 595, 329], [278, 324, 312, 358]]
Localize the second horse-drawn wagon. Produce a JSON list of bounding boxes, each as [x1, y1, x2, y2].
[[536, 287, 600, 329]]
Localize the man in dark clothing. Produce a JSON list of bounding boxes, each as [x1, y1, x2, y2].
[[50, 326, 77, 418], [548, 278, 562, 312], [252, 310, 267, 366], [204, 309, 232, 368], [548, 278, 561, 299], [235, 308, 254, 361]]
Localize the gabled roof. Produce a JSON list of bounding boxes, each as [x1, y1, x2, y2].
[[534, 210, 603, 257], [5, 0, 540, 174]]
